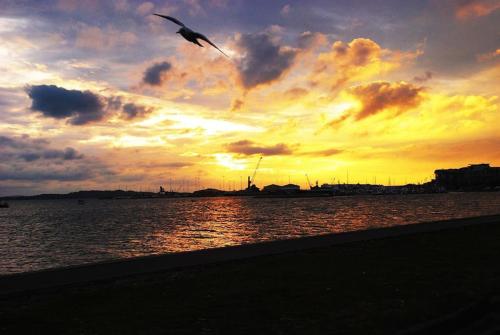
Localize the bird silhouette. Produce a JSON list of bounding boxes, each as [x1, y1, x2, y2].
[[154, 14, 229, 58]]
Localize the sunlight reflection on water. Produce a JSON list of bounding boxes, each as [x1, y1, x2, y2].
[[0, 192, 499, 274]]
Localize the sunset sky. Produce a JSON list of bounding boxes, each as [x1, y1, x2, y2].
[[0, 0, 499, 195]]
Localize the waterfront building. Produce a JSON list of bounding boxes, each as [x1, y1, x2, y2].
[[434, 164, 500, 191]]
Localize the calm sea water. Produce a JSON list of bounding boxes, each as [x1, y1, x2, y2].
[[1, 192, 499, 275]]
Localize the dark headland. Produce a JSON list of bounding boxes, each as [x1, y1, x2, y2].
[[2, 214, 500, 334]]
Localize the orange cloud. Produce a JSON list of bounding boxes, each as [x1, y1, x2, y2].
[[301, 148, 343, 156], [327, 81, 424, 126], [226, 140, 295, 156], [455, 0, 500, 20], [311, 38, 418, 91], [350, 82, 424, 120], [230, 98, 244, 112]]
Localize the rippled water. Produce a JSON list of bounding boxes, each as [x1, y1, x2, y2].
[[1, 192, 499, 274]]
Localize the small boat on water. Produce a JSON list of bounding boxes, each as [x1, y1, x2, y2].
[[0, 201, 9, 208]]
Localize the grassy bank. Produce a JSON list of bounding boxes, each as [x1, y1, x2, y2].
[[2, 218, 500, 334]]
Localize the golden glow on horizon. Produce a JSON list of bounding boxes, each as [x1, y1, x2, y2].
[[214, 153, 246, 171]]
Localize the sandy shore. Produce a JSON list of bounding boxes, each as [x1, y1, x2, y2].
[[2, 214, 500, 334]]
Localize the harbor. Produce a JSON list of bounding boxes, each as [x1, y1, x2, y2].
[[2, 163, 498, 202]]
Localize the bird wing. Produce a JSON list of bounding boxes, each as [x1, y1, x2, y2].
[[193, 32, 229, 58], [153, 14, 186, 27]]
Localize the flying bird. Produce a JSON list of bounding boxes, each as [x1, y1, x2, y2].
[[153, 14, 229, 58]]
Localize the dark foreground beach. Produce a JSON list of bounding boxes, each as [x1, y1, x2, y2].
[[2, 215, 500, 334]]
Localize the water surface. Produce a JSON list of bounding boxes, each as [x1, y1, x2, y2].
[[1, 192, 499, 274]]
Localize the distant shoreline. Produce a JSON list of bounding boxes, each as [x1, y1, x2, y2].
[[1, 189, 499, 202]]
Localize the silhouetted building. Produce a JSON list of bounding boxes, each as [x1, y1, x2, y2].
[[262, 184, 300, 194], [435, 164, 500, 191]]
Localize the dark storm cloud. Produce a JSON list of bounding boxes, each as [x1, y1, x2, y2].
[[236, 32, 298, 89], [26, 85, 106, 125], [226, 140, 294, 156], [25, 85, 154, 123], [143, 61, 172, 86]]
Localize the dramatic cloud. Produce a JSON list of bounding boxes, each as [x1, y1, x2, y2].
[[122, 103, 154, 120], [26, 85, 154, 124], [226, 140, 294, 156], [327, 82, 425, 126], [143, 61, 172, 86], [349, 82, 424, 120], [0, 135, 84, 162], [454, 0, 500, 20], [26, 85, 107, 125], [236, 32, 298, 89], [0, 135, 114, 183], [329, 38, 382, 67], [312, 38, 407, 91], [105, 96, 154, 120]]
